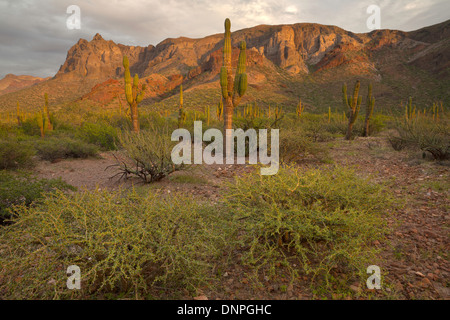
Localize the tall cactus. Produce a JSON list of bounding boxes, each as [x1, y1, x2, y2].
[[296, 99, 304, 118], [220, 18, 247, 155], [178, 85, 186, 128], [343, 80, 362, 140], [363, 84, 375, 137], [44, 93, 53, 131], [37, 109, 45, 138], [123, 56, 146, 132], [16, 101, 22, 126]]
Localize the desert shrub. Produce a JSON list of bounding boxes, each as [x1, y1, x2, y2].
[[0, 171, 75, 222], [366, 113, 387, 136], [19, 117, 41, 136], [279, 127, 330, 163], [115, 125, 184, 183], [0, 189, 230, 299], [79, 122, 118, 151], [35, 137, 98, 162], [389, 117, 449, 160], [0, 139, 35, 170], [224, 166, 392, 289]]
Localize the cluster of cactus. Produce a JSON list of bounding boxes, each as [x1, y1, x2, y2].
[[342, 80, 362, 140], [405, 97, 417, 123], [405, 99, 444, 123], [241, 103, 262, 119], [363, 84, 375, 137], [431, 101, 444, 122], [220, 18, 247, 150], [274, 105, 283, 120], [296, 99, 304, 118], [123, 55, 146, 132], [178, 85, 187, 128]]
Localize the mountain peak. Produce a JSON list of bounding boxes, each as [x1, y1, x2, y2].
[[93, 33, 104, 41]]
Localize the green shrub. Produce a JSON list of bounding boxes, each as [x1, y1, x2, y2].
[[0, 171, 75, 222], [279, 127, 330, 163], [35, 137, 98, 162], [389, 117, 449, 160], [224, 166, 392, 289], [0, 139, 35, 170], [115, 125, 184, 183], [0, 189, 230, 299], [19, 117, 41, 136], [78, 122, 118, 151]]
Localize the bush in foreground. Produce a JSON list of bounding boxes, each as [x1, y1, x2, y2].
[[0, 171, 75, 222], [0, 190, 230, 299], [114, 125, 184, 183], [224, 166, 392, 289]]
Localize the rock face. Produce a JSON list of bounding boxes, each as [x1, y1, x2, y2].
[[2, 20, 448, 110], [0, 74, 49, 95], [56, 20, 450, 84]]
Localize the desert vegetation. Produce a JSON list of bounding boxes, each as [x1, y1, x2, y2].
[[0, 17, 448, 301]]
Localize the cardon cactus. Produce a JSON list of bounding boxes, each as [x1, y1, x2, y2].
[[44, 93, 53, 131], [178, 85, 186, 128], [123, 55, 146, 132], [343, 80, 362, 140], [16, 101, 22, 126], [37, 109, 45, 138], [363, 84, 375, 137], [220, 18, 248, 155], [296, 99, 304, 118]]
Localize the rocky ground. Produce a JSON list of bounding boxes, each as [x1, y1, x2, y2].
[[34, 135, 449, 300]]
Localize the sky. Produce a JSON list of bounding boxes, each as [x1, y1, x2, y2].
[[0, 0, 448, 78]]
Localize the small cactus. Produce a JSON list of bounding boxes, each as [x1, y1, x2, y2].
[[178, 85, 186, 128], [363, 84, 375, 137], [16, 101, 22, 126], [37, 110, 45, 138], [296, 99, 304, 118], [217, 100, 223, 120], [44, 93, 53, 131], [205, 105, 210, 126], [343, 80, 362, 140]]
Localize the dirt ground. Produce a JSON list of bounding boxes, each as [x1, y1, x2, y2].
[[34, 135, 449, 300]]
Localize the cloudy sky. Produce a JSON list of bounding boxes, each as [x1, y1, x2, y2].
[[0, 0, 448, 78]]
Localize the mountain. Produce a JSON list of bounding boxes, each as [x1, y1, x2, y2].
[[0, 74, 49, 96], [1, 20, 449, 112]]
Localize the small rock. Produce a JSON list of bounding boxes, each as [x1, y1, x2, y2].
[[415, 271, 425, 278], [350, 285, 361, 294], [194, 295, 208, 300]]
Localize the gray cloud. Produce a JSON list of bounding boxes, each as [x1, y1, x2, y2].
[[0, 0, 448, 78]]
